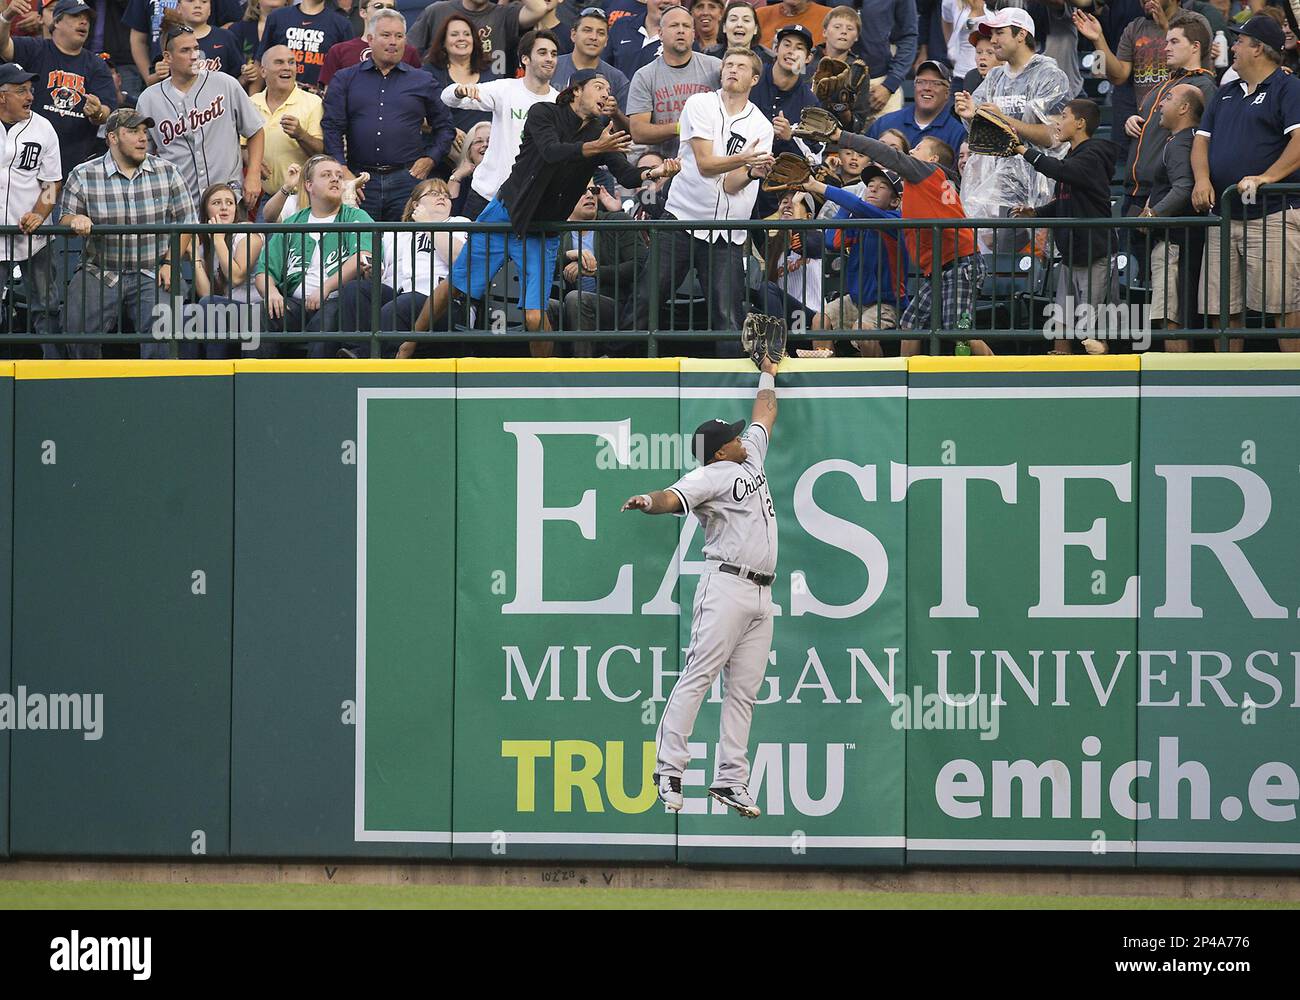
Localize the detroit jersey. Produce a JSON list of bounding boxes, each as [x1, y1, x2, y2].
[[667, 423, 777, 576]]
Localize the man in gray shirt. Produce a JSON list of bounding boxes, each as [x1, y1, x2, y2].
[[1139, 82, 1203, 349], [627, 4, 721, 157], [136, 23, 265, 210]]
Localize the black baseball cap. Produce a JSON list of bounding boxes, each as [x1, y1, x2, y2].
[[1227, 13, 1285, 52], [52, 0, 93, 19], [0, 64, 36, 87], [862, 165, 903, 196], [693, 418, 745, 465], [568, 68, 607, 87], [775, 24, 813, 51], [914, 59, 952, 83]]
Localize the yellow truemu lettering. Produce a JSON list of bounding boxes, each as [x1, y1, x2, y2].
[[554, 740, 604, 813], [501, 740, 551, 812], [606, 740, 658, 814]]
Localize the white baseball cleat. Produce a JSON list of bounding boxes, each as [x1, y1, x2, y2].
[[654, 773, 683, 812], [709, 786, 761, 818]]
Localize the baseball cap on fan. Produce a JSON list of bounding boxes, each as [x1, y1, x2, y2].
[[52, 0, 94, 19], [559, 66, 608, 101], [914, 59, 952, 83], [0, 64, 36, 86], [1226, 13, 1285, 52], [973, 6, 1035, 41], [693, 418, 746, 465], [862, 164, 903, 196], [105, 108, 156, 130], [775, 24, 814, 51]]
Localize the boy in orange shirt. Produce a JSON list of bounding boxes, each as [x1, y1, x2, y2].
[[826, 122, 992, 355]]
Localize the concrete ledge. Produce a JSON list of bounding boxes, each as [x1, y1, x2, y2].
[[0, 860, 1296, 902]]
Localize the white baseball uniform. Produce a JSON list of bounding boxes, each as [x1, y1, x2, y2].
[[136, 69, 264, 203], [657, 421, 777, 787]]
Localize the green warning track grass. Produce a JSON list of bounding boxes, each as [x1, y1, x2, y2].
[[0, 881, 1293, 909]]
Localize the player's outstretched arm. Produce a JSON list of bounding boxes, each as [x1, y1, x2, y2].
[[620, 490, 683, 515], [752, 358, 778, 437]]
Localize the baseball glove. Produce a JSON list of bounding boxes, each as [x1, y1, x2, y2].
[[811, 161, 838, 185], [741, 312, 788, 367], [792, 106, 841, 144], [762, 152, 812, 193], [812, 57, 869, 130], [812, 58, 851, 103], [968, 107, 1020, 157]]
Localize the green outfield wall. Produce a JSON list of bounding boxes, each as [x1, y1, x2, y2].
[[0, 356, 1296, 869]]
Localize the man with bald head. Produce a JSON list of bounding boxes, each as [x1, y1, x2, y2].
[[1140, 81, 1204, 351], [627, 4, 721, 157], [253, 43, 325, 212]]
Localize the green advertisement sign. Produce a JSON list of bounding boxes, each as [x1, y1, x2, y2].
[[904, 358, 1141, 867], [351, 356, 1298, 870], [1136, 357, 1300, 868]]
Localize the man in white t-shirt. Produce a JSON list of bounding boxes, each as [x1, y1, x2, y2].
[[441, 28, 559, 219], [623, 47, 774, 353], [0, 64, 63, 357]]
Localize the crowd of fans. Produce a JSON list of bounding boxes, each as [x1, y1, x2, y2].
[[0, 0, 1296, 358]]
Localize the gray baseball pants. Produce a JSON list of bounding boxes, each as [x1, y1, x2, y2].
[[656, 569, 774, 788]]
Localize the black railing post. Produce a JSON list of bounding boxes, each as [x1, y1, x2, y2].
[[369, 228, 382, 359], [929, 224, 941, 356], [647, 227, 659, 356], [1219, 186, 1232, 353], [169, 227, 183, 359]]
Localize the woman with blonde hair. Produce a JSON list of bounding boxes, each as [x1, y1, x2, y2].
[[448, 121, 490, 217]]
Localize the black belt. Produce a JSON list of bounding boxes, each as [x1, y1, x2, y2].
[[356, 163, 413, 174], [719, 563, 774, 587]]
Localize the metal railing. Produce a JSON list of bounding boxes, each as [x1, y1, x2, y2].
[[1, 184, 1295, 358]]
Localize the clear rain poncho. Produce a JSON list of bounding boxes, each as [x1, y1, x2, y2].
[[960, 53, 1073, 254]]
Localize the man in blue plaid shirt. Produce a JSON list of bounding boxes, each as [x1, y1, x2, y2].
[[58, 107, 197, 359]]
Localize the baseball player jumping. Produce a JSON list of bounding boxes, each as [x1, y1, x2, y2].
[[621, 358, 779, 818]]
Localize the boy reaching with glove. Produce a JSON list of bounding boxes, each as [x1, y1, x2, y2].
[[796, 167, 911, 358], [799, 116, 994, 356]]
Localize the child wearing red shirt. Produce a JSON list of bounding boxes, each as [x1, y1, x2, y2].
[[832, 125, 992, 355]]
